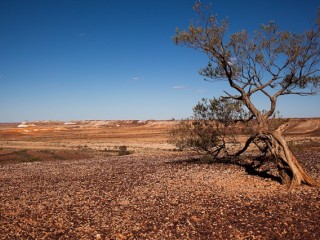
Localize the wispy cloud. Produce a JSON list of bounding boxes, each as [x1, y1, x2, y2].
[[196, 89, 206, 93], [132, 77, 141, 80], [173, 85, 187, 89]]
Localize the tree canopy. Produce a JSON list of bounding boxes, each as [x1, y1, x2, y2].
[[174, 2, 319, 126], [172, 2, 320, 190]]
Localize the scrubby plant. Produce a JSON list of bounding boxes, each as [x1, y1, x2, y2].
[[169, 97, 248, 158], [118, 145, 132, 156]]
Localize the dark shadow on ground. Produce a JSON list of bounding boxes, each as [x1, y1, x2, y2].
[[167, 155, 282, 183]]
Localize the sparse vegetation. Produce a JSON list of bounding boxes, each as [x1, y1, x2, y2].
[[99, 145, 133, 156], [0, 118, 319, 239], [118, 145, 133, 156], [169, 97, 247, 158], [39, 149, 54, 154], [14, 149, 41, 162], [0, 1, 319, 238]]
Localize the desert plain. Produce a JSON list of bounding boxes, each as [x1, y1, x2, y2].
[[0, 118, 320, 239]]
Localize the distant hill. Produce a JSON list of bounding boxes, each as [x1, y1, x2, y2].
[[1, 118, 319, 136], [284, 118, 320, 136]]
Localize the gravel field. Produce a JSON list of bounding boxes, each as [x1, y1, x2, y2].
[[1, 150, 319, 240]]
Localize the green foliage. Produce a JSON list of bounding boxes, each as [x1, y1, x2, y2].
[[169, 97, 247, 157], [193, 97, 249, 124], [171, 1, 320, 188], [169, 119, 221, 153], [173, 2, 320, 121]]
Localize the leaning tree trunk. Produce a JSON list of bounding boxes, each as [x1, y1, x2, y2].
[[261, 124, 319, 191]]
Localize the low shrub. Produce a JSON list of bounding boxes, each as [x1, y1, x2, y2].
[[118, 145, 131, 156]]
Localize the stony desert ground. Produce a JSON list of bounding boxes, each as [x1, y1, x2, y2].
[[0, 119, 320, 239]]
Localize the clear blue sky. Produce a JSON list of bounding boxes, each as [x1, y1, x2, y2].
[[0, 0, 319, 122]]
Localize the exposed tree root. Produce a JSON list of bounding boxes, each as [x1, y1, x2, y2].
[[259, 123, 319, 190], [267, 130, 319, 191], [234, 123, 319, 191]]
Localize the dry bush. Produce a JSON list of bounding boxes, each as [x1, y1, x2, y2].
[[169, 97, 248, 158]]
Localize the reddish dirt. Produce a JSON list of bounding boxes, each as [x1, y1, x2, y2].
[[0, 120, 319, 239], [0, 151, 319, 239]]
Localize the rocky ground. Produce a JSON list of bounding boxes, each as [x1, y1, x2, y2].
[[1, 149, 319, 240]]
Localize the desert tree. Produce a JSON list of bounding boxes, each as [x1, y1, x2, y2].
[[173, 2, 320, 190]]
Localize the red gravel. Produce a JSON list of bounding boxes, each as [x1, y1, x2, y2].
[[0, 151, 319, 239]]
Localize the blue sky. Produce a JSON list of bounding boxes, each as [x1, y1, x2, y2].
[[0, 0, 319, 122]]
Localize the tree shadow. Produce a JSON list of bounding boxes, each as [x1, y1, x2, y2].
[[240, 162, 281, 183], [167, 155, 282, 183]]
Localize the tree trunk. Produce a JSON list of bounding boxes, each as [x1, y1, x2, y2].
[[231, 121, 318, 190], [262, 125, 319, 191]]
